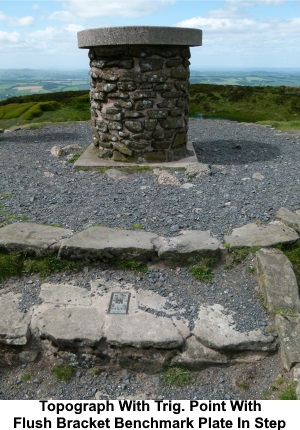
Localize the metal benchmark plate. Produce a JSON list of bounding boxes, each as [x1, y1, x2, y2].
[[108, 292, 131, 315]]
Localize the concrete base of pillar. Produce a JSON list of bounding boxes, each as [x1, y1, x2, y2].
[[74, 142, 198, 169]]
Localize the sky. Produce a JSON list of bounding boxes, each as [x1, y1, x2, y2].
[[0, 0, 300, 70]]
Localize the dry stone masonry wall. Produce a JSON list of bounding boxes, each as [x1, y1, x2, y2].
[[78, 26, 202, 163], [89, 45, 191, 162]]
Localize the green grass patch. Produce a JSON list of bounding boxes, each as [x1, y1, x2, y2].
[[279, 382, 297, 400], [162, 365, 192, 387], [0, 251, 82, 282], [52, 364, 74, 382], [68, 153, 82, 163], [0, 193, 12, 199], [189, 83, 300, 128], [21, 370, 32, 383], [132, 223, 144, 230], [273, 307, 298, 318], [0, 91, 90, 129], [0, 252, 23, 279], [189, 262, 214, 283], [113, 259, 148, 273]]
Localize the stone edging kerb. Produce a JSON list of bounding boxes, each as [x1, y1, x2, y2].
[[77, 26, 202, 48]]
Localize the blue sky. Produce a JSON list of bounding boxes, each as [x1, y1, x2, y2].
[[0, 0, 299, 70]]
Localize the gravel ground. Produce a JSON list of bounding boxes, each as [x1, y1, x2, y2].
[[0, 119, 299, 399], [1, 120, 300, 239]]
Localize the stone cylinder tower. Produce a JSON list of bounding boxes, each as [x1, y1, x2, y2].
[[77, 26, 202, 163]]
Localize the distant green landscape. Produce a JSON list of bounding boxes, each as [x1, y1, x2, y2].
[[0, 68, 299, 132], [1, 68, 300, 101], [189, 84, 300, 131], [0, 69, 90, 101], [190, 68, 300, 87]]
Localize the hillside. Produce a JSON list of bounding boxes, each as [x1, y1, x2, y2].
[[0, 84, 299, 131], [189, 84, 300, 130]]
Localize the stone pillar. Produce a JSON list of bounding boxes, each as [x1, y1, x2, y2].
[[78, 26, 202, 163]]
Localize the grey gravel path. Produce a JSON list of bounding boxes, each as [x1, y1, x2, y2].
[[0, 119, 299, 400], [1, 120, 300, 240]]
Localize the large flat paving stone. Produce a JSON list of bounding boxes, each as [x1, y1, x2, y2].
[[193, 304, 276, 351], [275, 314, 300, 370], [0, 222, 73, 255], [105, 314, 184, 349], [256, 248, 300, 313], [59, 226, 158, 262], [32, 305, 104, 347], [39, 283, 92, 306], [276, 207, 300, 233], [172, 335, 228, 369], [153, 230, 221, 264], [225, 222, 298, 248], [0, 292, 31, 345]]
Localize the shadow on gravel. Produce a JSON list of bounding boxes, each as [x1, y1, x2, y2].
[[4, 130, 81, 144], [193, 139, 281, 165]]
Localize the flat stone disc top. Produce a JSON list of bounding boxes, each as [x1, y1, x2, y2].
[[78, 26, 202, 48]]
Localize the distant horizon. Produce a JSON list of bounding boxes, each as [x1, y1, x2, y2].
[[1, 67, 300, 72]]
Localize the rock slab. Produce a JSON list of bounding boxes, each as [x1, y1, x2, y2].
[[59, 226, 158, 262], [0, 292, 31, 345], [225, 222, 298, 248], [153, 230, 221, 263], [105, 314, 183, 349], [256, 248, 300, 313], [276, 207, 300, 233], [275, 314, 300, 370], [0, 223, 73, 255], [193, 304, 276, 351]]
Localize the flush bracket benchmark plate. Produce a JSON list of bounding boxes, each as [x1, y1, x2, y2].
[[108, 292, 131, 315]]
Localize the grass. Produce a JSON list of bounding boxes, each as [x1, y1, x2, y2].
[[0, 91, 90, 129], [0, 193, 12, 199], [279, 382, 297, 400], [68, 153, 82, 163], [132, 223, 144, 230], [162, 365, 192, 387], [189, 83, 300, 130], [1, 84, 299, 131], [0, 206, 29, 227], [21, 370, 32, 383], [236, 381, 250, 390], [263, 377, 297, 400], [113, 259, 148, 273], [189, 262, 214, 283], [224, 246, 260, 271], [0, 251, 82, 282], [52, 364, 74, 382], [273, 307, 298, 318]]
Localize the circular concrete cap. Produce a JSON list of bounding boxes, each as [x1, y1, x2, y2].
[[78, 26, 202, 48]]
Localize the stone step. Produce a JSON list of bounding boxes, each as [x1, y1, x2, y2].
[[256, 248, 300, 314], [276, 207, 300, 233], [0, 223, 73, 255], [225, 222, 298, 248], [1, 277, 277, 365]]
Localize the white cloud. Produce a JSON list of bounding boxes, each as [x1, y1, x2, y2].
[[32, 4, 40, 10], [10, 16, 35, 27], [54, 0, 176, 19], [177, 0, 299, 50], [0, 11, 35, 27], [208, 0, 287, 18], [21, 23, 84, 57], [0, 30, 20, 44]]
